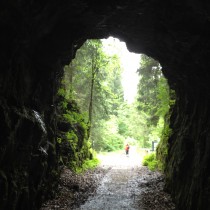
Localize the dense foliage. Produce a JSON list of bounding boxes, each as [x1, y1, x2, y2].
[[136, 54, 171, 148], [56, 91, 93, 172], [142, 153, 158, 171], [136, 54, 176, 171], [58, 38, 174, 172], [62, 40, 125, 152]]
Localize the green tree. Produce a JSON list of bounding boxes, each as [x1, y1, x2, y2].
[[137, 54, 163, 126], [63, 39, 124, 151], [136, 54, 170, 147], [116, 101, 150, 148]]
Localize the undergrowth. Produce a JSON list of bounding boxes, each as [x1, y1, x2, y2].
[[76, 158, 100, 174], [142, 152, 158, 171]]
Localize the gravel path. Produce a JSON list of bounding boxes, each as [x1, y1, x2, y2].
[[41, 148, 175, 210], [76, 149, 142, 209]]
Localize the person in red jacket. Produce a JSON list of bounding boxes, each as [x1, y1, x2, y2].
[[125, 144, 130, 155]]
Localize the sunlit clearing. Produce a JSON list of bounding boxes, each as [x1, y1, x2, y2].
[[102, 37, 141, 104]]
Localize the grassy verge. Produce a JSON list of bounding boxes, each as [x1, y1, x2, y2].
[[142, 152, 158, 171], [76, 158, 100, 174]]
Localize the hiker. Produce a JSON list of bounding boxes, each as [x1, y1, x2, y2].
[[125, 144, 130, 155]]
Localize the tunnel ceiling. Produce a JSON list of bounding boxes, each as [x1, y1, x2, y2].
[[1, 1, 210, 210], [1, 0, 210, 97]]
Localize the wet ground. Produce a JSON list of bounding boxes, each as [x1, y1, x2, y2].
[[41, 148, 175, 210]]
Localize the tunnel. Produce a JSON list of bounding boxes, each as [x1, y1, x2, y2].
[[0, 0, 210, 209]]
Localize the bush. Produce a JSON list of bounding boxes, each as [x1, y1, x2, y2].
[[143, 153, 158, 171], [76, 158, 100, 173]]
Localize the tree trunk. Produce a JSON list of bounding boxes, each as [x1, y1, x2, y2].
[[87, 59, 97, 143]]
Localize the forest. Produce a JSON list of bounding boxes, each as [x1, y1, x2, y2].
[[57, 37, 175, 170]]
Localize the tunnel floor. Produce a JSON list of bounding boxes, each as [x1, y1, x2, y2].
[[41, 149, 175, 210]]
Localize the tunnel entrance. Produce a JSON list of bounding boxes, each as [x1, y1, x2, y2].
[[1, 1, 210, 210], [42, 34, 175, 209], [55, 37, 174, 170]]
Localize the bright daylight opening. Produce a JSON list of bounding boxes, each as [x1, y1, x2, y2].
[[102, 37, 140, 104], [53, 36, 174, 210], [59, 36, 171, 171]]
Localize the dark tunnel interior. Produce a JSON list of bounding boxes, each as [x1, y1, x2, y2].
[[1, 1, 210, 209]]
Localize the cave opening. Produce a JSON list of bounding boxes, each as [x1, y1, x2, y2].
[[51, 36, 175, 209], [59, 36, 172, 154], [1, 1, 210, 209]]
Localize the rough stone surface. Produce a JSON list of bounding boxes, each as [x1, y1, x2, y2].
[[1, 0, 210, 209]]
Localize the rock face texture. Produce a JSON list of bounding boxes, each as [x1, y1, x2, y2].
[[0, 0, 210, 209]]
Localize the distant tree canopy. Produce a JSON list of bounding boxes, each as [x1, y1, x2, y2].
[[63, 39, 124, 151], [60, 39, 172, 152], [136, 54, 171, 147]]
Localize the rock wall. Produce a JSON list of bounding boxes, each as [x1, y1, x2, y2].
[[1, 0, 210, 209]]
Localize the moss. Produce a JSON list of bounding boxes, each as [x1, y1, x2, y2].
[[156, 123, 172, 171], [156, 89, 175, 171], [66, 131, 78, 143], [57, 137, 62, 144], [56, 87, 93, 173], [57, 88, 66, 97]]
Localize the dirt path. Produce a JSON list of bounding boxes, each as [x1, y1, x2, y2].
[[77, 148, 143, 209], [41, 148, 175, 210]]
